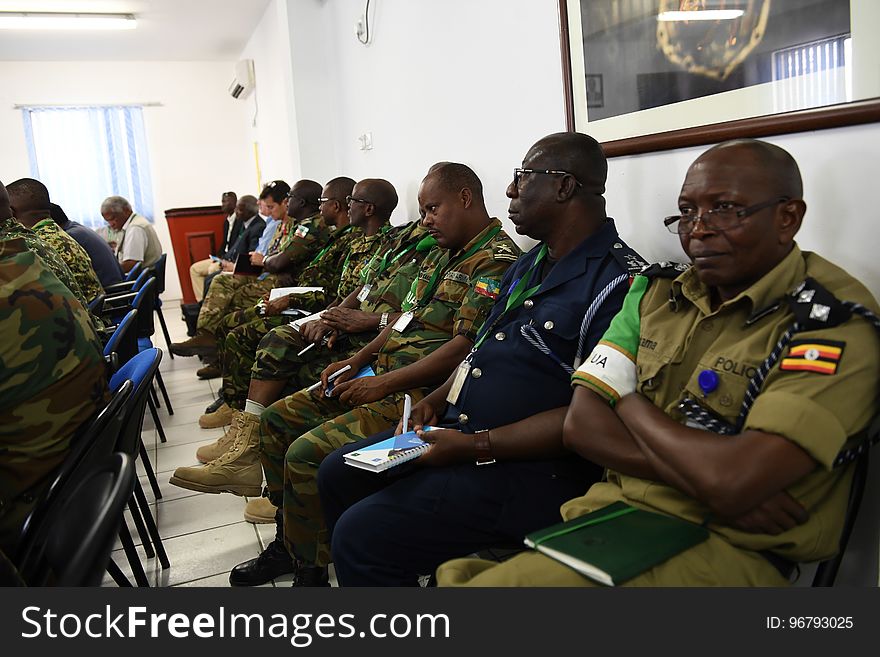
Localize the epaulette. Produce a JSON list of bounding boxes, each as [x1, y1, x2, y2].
[[786, 277, 852, 330], [491, 240, 520, 263], [639, 261, 691, 280], [608, 240, 650, 276]]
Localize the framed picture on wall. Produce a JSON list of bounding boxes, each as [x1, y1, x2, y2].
[[557, 0, 880, 156]]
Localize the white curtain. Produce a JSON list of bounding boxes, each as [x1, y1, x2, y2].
[[22, 105, 154, 229]]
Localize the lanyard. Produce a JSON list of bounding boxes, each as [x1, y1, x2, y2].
[[403, 225, 500, 311], [309, 225, 353, 266], [471, 244, 547, 352]]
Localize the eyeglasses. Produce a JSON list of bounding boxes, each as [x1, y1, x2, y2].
[[512, 168, 584, 189], [346, 195, 372, 205], [664, 197, 790, 235], [317, 197, 337, 204]]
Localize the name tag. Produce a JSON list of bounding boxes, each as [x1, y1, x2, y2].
[[446, 360, 472, 405], [392, 311, 414, 333], [357, 284, 372, 302]]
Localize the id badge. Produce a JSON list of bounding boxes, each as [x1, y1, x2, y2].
[[392, 311, 414, 333], [446, 361, 472, 404], [356, 284, 372, 302]]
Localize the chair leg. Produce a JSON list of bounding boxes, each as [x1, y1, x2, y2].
[[155, 370, 174, 415], [150, 383, 160, 408], [133, 479, 170, 570], [155, 307, 174, 359], [139, 439, 163, 499], [106, 559, 133, 587], [118, 518, 151, 587], [127, 497, 155, 559], [147, 396, 168, 443]]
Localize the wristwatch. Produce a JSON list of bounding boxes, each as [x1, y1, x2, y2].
[[474, 429, 495, 466], [378, 312, 389, 329]]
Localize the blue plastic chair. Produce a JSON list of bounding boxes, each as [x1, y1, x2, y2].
[[124, 261, 142, 281], [102, 309, 139, 365], [109, 349, 171, 580]]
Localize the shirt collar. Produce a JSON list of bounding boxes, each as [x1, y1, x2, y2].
[[675, 244, 805, 316], [449, 217, 502, 259]]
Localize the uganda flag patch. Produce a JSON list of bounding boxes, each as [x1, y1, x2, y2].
[[474, 277, 501, 299], [780, 339, 845, 375]]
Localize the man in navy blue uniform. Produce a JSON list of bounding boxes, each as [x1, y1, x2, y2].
[[317, 132, 647, 586]]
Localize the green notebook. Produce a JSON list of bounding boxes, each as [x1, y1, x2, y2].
[[524, 502, 709, 586]]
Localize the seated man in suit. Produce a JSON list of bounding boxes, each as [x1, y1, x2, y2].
[[437, 139, 880, 587], [190, 194, 265, 302], [0, 179, 108, 558], [51, 202, 123, 288], [101, 195, 162, 273]]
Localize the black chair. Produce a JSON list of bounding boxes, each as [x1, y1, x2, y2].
[[150, 254, 174, 358], [811, 450, 871, 586], [88, 294, 106, 315], [15, 381, 132, 585], [42, 453, 136, 586], [109, 348, 171, 576]]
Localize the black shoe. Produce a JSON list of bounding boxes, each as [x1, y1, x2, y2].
[[292, 563, 329, 587], [229, 540, 295, 586], [205, 395, 225, 414]]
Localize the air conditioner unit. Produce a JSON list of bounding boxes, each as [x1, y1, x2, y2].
[[229, 59, 255, 99]]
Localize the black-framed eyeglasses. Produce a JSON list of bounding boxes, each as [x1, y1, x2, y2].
[[512, 167, 584, 189], [317, 197, 338, 204], [664, 197, 790, 235], [346, 195, 372, 205]]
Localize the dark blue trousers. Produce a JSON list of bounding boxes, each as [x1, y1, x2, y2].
[[318, 429, 600, 586]]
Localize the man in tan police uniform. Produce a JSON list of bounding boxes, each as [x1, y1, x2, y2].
[[438, 139, 880, 586]]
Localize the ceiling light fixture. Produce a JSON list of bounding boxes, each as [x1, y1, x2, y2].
[[0, 12, 137, 30], [657, 10, 745, 22]]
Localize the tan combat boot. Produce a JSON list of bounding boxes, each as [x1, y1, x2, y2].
[[243, 496, 278, 524], [199, 401, 234, 429], [195, 410, 241, 463], [169, 411, 263, 496]]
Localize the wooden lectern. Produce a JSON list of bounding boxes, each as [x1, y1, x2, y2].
[[165, 205, 226, 304]]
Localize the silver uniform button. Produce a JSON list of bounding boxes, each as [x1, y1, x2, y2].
[[543, 320, 554, 330], [495, 332, 505, 341], [458, 413, 469, 424], [523, 299, 534, 309], [472, 368, 482, 378]]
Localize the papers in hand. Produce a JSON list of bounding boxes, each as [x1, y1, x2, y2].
[[289, 310, 325, 330], [343, 427, 438, 473]]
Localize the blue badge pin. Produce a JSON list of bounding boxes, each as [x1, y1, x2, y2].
[[698, 370, 719, 397]]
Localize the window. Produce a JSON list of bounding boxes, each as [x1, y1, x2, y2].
[[772, 34, 851, 111], [21, 105, 154, 229]]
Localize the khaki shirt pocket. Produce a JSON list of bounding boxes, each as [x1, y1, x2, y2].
[[682, 352, 760, 425]]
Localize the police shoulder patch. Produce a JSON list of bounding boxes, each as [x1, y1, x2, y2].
[[779, 339, 845, 375]]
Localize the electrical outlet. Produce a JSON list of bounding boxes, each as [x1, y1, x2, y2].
[[358, 132, 373, 151]]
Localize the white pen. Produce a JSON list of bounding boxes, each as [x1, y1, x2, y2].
[[297, 342, 316, 357], [306, 364, 352, 392], [402, 393, 412, 434]]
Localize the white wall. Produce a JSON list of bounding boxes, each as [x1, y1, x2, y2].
[[250, 0, 880, 299], [0, 60, 255, 300]]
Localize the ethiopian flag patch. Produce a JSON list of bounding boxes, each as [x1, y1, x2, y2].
[[474, 277, 501, 299], [780, 339, 845, 375]]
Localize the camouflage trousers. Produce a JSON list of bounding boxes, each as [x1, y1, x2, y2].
[[259, 386, 427, 566], [196, 273, 277, 335]]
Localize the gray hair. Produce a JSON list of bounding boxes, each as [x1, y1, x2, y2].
[[101, 195, 132, 214]]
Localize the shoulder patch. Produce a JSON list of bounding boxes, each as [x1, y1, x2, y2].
[[608, 241, 649, 275], [640, 261, 690, 279], [780, 339, 845, 375], [444, 271, 470, 284], [294, 225, 310, 238], [474, 277, 501, 299], [786, 277, 852, 331]]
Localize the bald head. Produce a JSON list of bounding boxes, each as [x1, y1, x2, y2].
[[325, 177, 356, 202], [525, 132, 607, 195], [355, 179, 398, 220], [425, 162, 485, 204], [291, 179, 322, 207], [696, 139, 803, 199]]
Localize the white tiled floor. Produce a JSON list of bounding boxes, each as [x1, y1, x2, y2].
[[101, 301, 286, 587]]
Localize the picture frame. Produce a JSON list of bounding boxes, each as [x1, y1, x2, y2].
[[557, 0, 880, 157]]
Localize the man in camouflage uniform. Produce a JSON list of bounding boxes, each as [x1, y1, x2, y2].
[[224, 162, 521, 587], [171, 179, 334, 355], [0, 181, 108, 557], [170, 178, 396, 486], [7, 178, 104, 302]]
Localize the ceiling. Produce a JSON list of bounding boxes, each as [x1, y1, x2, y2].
[[0, 0, 271, 61]]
